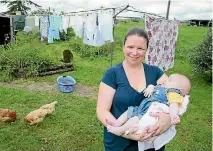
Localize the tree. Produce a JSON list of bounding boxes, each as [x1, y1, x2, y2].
[[0, 0, 41, 14]]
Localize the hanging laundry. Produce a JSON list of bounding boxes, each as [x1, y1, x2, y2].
[[98, 10, 114, 42], [23, 26, 32, 32], [35, 16, 40, 27], [24, 16, 39, 33], [11, 15, 27, 30], [83, 13, 97, 45], [40, 16, 49, 41], [82, 12, 105, 46], [48, 16, 62, 43], [69, 15, 85, 38], [92, 26, 105, 46], [145, 15, 179, 71], [62, 16, 69, 33]]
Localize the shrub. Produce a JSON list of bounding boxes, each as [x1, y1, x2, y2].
[[0, 32, 54, 80], [69, 38, 111, 59], [189, 28, 212, 82], [60, 27, 76, 41]]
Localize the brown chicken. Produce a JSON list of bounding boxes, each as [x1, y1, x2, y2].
[[24, 101, 57, 125], [0, 109, 16, 122]]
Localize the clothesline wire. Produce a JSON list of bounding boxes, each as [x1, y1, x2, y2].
[[65, 7, 114, 14], [124, 9, 165, 18]]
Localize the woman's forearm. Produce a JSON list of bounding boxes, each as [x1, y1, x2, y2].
[[97, 109, 116, 127]]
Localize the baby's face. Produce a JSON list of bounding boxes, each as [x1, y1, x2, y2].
[[161, 75, 180, 89]]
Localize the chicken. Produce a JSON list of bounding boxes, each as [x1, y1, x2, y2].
[[24, 101, 57, 125], [0, 109, 16, 122], [24, 109, 48, 125], [39, 101, 57, 115]]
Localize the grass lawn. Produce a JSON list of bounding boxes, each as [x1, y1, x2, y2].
[[0, 21, 211, 151]]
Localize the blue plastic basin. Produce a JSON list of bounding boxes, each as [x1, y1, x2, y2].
[[57, 76, 76, 93]]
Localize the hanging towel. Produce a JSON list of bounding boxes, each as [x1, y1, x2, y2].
[[48, 16, 62, 43]]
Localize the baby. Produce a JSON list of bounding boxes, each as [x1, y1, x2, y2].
[[107, 73, 191, 150]]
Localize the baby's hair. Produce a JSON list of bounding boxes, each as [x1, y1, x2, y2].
[[171, 73, 191, 95]]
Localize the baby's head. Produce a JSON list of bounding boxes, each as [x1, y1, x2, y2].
[[162, 73, 191, 95]]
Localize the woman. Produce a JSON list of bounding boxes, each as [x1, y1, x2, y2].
[[96, 27, 171, 151]]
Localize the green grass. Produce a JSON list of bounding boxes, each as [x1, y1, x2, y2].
[[0, 20, 211, 151]]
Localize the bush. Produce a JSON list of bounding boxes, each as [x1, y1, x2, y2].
[[0, 32, 54, 80], [60, 27, 76, 41], [190, 28, 212, 82], [69, 38, 111, 59]]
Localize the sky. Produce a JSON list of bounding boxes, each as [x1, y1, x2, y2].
[[0, 0, 212, 20]]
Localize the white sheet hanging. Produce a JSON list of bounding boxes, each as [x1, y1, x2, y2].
[[69, 15, 85, 38], [62, 16, 69, 33]]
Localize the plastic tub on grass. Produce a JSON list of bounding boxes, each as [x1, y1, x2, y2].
[[57, 76, 76, 93]]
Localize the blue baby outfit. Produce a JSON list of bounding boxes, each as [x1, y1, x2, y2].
[[127, 85, 183, 119]]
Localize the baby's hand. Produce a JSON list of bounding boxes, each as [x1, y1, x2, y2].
[[171, 115, 180, 125], [143, 85, 155, 97]]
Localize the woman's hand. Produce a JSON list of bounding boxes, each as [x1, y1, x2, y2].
[[122, 125, 155, 142], [148, 112, 172, 136]]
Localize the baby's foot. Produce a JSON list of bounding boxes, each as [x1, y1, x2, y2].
[[107, 125, 124, 136], [171, 115, 180, 125], [129, 124, 139, 134]]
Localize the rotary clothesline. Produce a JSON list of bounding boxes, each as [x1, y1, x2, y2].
[[24, 5, 170, 67]]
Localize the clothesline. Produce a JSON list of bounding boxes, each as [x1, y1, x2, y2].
[[64, 5, 127, 15], [21, 5, 172, 68]]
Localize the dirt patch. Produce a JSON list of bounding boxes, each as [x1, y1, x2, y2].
[[0, 82, 97, 99]]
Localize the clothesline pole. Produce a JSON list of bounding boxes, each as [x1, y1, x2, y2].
[[113, 4, 129, 19], [110, 8, 116, 67], [166, 0, 171, 20]]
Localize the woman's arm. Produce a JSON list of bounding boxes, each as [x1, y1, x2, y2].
[[122, 129, 155, 141], [96, 82, 116, 127], [148, 112, 172, 136]]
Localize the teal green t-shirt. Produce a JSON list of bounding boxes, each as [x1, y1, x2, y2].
[[101, 62, 164, 151]]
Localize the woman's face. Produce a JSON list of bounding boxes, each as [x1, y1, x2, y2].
[[123, 35, 148, 65]]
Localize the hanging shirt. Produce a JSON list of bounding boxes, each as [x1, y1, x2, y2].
[[145, 15, 179, 71], [98, 10, 114, 42], [83, 13, 97, 45]]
